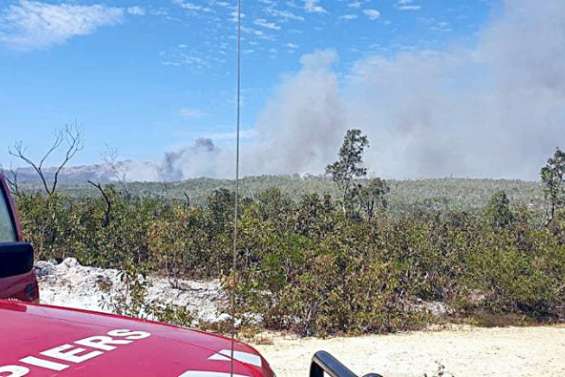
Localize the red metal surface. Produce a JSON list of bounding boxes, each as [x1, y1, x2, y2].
[[0, 300, 274, 377], [0, 175, 39, 302], [0, 272, 38, 302]]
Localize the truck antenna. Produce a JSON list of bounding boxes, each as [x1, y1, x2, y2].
[[230, 0, 242, 376]]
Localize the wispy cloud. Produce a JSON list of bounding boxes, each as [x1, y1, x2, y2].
[[172, 0, 212, 14], [265, 8, 304, 22], [304, 0, 327, 14], [127, 6, 146, 16], [340, 14, 358, 21], [397, 0, 421, 11], [160, 49, 209, 69], [398, 5, 421, 11], [363, 9, 381, 20], [0, 1, 124, 50], [431, 21, 451, 32], [254, 18, 280, 30]]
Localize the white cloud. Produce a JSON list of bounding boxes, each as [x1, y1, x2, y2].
[[254, 18, 280, 30], [230, 10, 246, 23], [241, 26, 267, 38], [127, 6, 146, 16], [398, 4, 421, 11], [395, 0, 421, 10], [340, 14, 358, 21], [0, 1, 124, 50], [286, 42, 299, 49], [348, 1, 362, 8], [304, 0, 327, 14], [363, 9, 381, 20], [172, 0, 212, 13], [160, 49, 209, 69], [431, 21, 451, 32], [265, 8, 304, 22]]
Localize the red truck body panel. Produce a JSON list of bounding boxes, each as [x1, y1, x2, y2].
[[0, 300, 274, 377], [0, 175, 39, 302], [0, 272, 38, 302]]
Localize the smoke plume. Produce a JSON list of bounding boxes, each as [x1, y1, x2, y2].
[[160, 138, 232, 180], [161, 0, 565, 180]]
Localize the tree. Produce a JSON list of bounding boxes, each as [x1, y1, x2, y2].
[[9, 125, 82, 196], [207, 188, 235, 233], [88, 180, 112, 228], [103, 145, 129, 196], [485, 190, 514, 229], [326, 129, 369, 214], [358, 178, 390, 221], [540, 147, 565, 224], [0, 164, 20, 196]]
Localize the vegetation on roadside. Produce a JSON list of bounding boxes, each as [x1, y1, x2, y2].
[[4, 129, 565, 336]]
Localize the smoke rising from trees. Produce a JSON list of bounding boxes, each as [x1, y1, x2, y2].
[[156, 0, 565, 181]]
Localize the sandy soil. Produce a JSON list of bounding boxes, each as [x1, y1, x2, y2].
[[36, 259, 564, 376], [253, 325, 565, 377], [36, 258, 224, 322]]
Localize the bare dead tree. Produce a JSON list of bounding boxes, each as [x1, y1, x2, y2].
[[183, 192, 191, 208], [0, 163, 20, 196], [103, 145, 129, 195], [88, 180, 112, 227], [5, 168, 19, 196], [9, 125, 82, 196]]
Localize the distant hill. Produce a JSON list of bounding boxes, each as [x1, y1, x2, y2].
[[123, 176, 544, 212], [13, 167, 544, 212], [8, 160, 161, 185]]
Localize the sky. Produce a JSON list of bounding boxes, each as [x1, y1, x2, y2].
[[0, 0, 563, 181]]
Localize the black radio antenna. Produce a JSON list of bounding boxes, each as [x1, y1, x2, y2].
[[229, 0, 242, 376]]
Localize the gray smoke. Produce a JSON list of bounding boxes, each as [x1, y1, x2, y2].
[[161, 0, 565, 180], [159, 138, 232, 180], [252, 50, 346, 175], [343, 0, 565, 179]]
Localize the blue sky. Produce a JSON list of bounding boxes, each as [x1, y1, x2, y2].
[[0, 0, 497, 171]]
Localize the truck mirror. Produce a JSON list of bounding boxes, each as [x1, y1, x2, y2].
[[0, 242, 34, 278]]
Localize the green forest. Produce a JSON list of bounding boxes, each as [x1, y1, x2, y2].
[[6, 129, 565, 336]]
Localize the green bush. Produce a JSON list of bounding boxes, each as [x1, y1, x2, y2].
[[14, 186, 565, 336]]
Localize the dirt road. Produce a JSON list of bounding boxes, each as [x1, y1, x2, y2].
[[253, 325, 565, 377]]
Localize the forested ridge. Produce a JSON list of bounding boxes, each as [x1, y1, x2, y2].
[[19, 176, 544, 213]]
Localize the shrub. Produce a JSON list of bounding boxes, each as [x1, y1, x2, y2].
[[14, 185, 565, 335]]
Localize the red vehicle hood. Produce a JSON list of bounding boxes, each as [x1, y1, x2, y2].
[[0, 300, 273, 377]]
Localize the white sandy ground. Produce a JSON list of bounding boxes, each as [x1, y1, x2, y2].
[[36, 259, 565, 377], [36, 258, 225, 322], [253, 325, 565, 377]]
